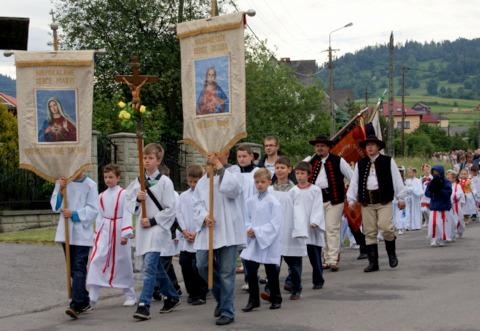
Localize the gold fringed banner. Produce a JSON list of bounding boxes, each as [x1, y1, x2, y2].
[[15, 50, 95, 182], [177, 13, 247, 155]]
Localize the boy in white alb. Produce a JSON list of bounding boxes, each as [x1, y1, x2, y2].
[[176, 164, 208, 305], [271, 156, 306, 296], [240, 168, 283, 312], [126, 143, 180, 320], [193, 151, 245, 326], [52, 172, 99, 319], [290, 162, 325, 298], [86, 164, 136, 307]]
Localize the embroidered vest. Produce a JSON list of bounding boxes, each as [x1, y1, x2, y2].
[[309, 154, 345, 205], [357, 154, 394, 205]]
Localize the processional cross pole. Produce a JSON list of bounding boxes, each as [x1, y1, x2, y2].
[[115, 56, 159, 218]]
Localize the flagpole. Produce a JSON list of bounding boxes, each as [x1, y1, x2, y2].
[[207, 164, 215, 289], [205, 0, 219, 291], [50, 10, 72, 300]]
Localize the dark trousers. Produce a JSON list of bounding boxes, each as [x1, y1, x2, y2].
[[244, 259, 282, 304], [179, 251, 207, 300], [62, 244, 90, 310], [307, 245, 325, 286], [282, 256, 303, 295]]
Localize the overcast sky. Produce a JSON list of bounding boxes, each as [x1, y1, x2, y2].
[[1, 0, 479, 79]]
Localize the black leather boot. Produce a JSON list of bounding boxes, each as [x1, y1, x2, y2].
[[364, 244, 379, 272], [357, 245, 368, 260], [385, 239, 398, 268]]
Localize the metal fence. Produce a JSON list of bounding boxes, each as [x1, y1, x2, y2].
[[0, 151, 53, 210], [0, 136, 188, 210]]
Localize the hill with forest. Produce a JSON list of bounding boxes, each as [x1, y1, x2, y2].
[[318, 38, 480, 101], [0, 74, 16, 97]]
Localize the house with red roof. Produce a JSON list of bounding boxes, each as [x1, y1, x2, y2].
[[0, 92, 17, 116]]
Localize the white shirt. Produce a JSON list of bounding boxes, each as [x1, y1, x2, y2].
[[314, 154, 353, 189], [347, 154, 407, 204]]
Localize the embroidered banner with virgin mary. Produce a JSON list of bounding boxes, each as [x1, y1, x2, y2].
[[177, 13, 247, 155], [15, 50, 95, 182]]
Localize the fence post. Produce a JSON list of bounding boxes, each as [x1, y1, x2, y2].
[[107, 132, 138, 189]]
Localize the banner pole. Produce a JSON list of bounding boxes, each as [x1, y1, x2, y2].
[[207, 164, 215, 289], [62, 187, 72, 299]]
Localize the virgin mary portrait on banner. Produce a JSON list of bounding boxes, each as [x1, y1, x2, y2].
[[37, 90, 78, 143]]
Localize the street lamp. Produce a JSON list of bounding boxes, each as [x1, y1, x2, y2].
[[328, 22, 353, 137]]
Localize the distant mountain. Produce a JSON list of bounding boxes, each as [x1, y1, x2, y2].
[[0, 74, 16, 97], [318, 38, 480, 100]]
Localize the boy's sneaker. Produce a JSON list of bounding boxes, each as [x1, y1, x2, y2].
[[133, 303, 151, 320], [190, 298, 206, 306], [65, 307, 79, 319], [160, 297, 180, 313], [79, 304, 93, 313], [152, 288, 162, 301], [123, 298, 137, 307]]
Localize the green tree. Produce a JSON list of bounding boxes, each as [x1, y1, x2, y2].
[[0, 104, 17, 164], [54, 0, 214, 142], [244, 40, 328, 161], [426, 78, 438, 95]]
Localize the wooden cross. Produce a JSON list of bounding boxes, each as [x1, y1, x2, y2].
[[115, 56, 159, 219]]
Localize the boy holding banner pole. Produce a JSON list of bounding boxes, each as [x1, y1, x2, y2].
[[193, 151, 245, 326], [51, 173, 99, 319]]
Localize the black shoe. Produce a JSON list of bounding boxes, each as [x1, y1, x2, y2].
[[259, 278, 267, 285], [65, 307, 79, 319], [191, 298, 206, 306], [216, 316, 235, 325], [152, 289, 162, 301], [187, 296, 193, 304], [269, 303, 281, 310], [364, 264, 379, 272], [214, 306, 221, 317], [357, 253, 368, 260], [312, 284, 323, 290], [133, 303, 151, 320], [160, 298, 180, 313], [241, 301, 260, 312]]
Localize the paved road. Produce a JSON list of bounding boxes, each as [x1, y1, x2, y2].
[[1, 223, 480, 331]]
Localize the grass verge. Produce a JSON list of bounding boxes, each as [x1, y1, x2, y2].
[[0, 226, 56, 245]]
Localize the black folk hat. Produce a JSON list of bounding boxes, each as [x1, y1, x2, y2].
[[309, 135, 334, 147], [359, 135, 385, 150]]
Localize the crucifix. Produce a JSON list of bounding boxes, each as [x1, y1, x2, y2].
[[115, 56, 159, 219]]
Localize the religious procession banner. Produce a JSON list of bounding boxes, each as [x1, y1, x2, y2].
[[15, 50, 95, 182], [177, 13, 247, 155]]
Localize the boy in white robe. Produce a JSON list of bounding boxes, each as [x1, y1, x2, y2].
[[176, 164, 208, 305], [240, 168, 283, 311], [271, 156, 306, 295], [127, 143, 179, 321], [290, 162, 325, 299], [86, 164, 136, 308], [193, 151, 245, 326], [52, 172, 98, 319]]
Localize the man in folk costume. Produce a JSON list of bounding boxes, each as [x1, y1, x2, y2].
[[347, 135, 407, 272], [308, 135, 353, 271]]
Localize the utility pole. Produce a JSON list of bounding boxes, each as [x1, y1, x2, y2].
[[401, 65, 406, 157], [388, 32, 394, 156]]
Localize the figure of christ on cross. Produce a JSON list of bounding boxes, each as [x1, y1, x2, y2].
[[115, 56, 159, 218]]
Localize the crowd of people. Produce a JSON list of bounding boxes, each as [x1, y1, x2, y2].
[[51, 136, 480, 326]]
